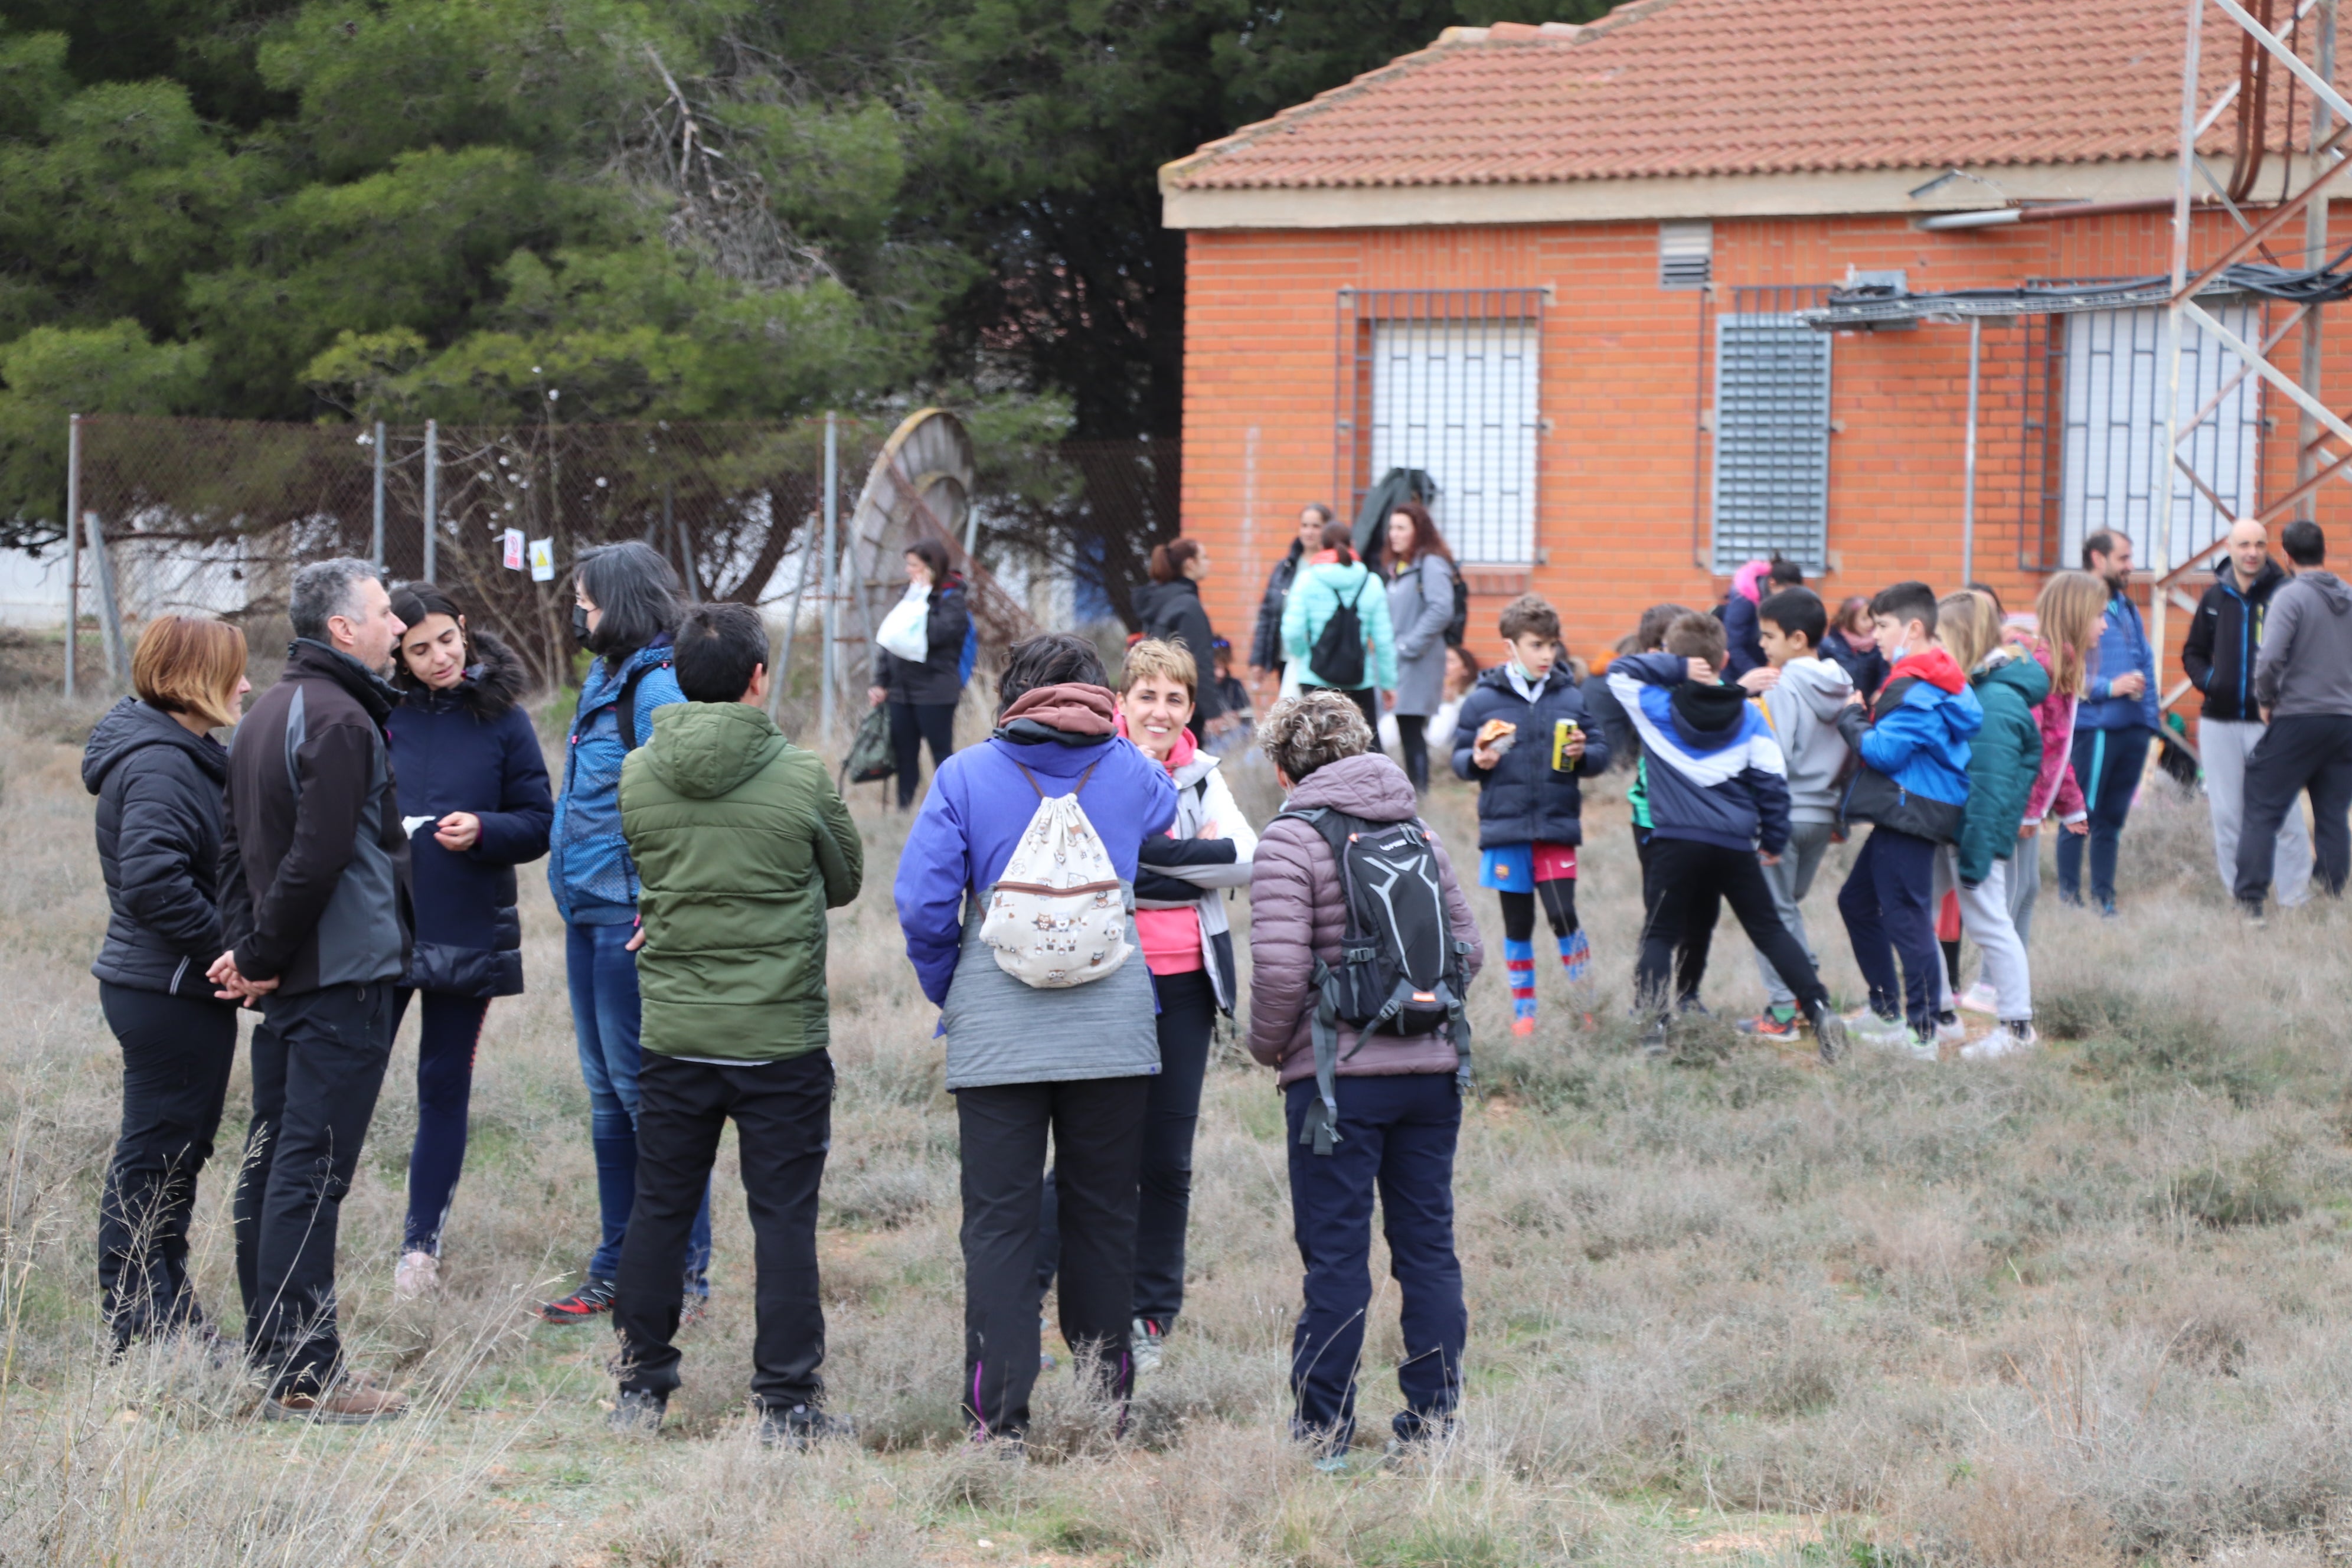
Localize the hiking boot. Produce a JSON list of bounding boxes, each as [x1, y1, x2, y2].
[[1736, 1009, 1804, 1040], [609, 1389, 666, 1436], [1382, 1418, 1458, 1467], [1961, 1021, 2039, 1061], [393, 1249, 439, 1302], [1131, 1315, 1171, 1374], [2240, 899, 2268, 928], [262, 1373, 407, 1425], [539, 1277, 617, 1325], [759, 1403, 854, 1450]]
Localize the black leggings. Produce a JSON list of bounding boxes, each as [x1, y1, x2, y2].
[[1497, 880, 1579, 942], [391, 989, 492, 1253], [888, 701, 957, 809], [1394, 714, 1429, 792], [1328, 685, 1381, 737]]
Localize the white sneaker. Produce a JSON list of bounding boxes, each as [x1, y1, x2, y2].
[[1934, 1013, 1966, 1045], [393, 1250, 439, 1301], [1957, 982, 2000, 1016], [1843, 1008, 1906, 1044], [1961, 1022, 2039, 1061]]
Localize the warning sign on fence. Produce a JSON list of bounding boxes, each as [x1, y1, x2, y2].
[[528, 537, 555, 582], [502, 529, 525, 570]]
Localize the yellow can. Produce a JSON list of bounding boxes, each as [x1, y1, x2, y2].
[[1551, 717, 1582, 772]]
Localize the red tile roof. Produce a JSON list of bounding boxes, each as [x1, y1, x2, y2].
[[1164, 0, 2306, 190]]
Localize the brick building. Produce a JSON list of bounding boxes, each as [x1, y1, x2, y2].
[[1161, 0, 2346, 723]]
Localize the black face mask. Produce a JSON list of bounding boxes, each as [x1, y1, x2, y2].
[[570, 604, 593, 649]]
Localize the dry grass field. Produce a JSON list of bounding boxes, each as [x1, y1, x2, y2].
[[3, 681, 2351, 1567]]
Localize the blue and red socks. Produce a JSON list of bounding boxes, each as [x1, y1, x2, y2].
[[1504, 939, 1537, 1021], [1559, 928, 1590, 985]]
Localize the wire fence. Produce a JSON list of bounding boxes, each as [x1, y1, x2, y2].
[[55, 414, 1182, 700]]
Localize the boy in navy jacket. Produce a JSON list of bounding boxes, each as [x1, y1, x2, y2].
[[1453, 595, 1608, 1035], [1606, 613, 1845, 1061], [1831, 582, 1982, 1051]]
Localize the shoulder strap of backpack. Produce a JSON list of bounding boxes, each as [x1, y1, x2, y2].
[[615, 658, 667, 754], [1012, 760, 1099, 800]]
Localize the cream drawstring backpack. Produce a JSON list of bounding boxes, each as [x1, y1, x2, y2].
[[979, 762, 1131, 987]]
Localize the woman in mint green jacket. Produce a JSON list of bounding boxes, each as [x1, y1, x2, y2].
[[1281, 520, 1397, 734]]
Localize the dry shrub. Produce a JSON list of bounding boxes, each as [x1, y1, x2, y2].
[[1909, 1460, 2121, 1568]]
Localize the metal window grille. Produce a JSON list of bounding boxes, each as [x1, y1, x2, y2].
[[1659, 221, 1712, 289], [1711, 287, 1833, 571], [1337, 289, 1544, 564], [2056, 302, 2262, 571]]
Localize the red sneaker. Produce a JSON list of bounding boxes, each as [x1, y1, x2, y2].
[[1736, 1011, 1805, 1040]]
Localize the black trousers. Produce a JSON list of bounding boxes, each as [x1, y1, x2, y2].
[[959, 1075, 1149, 1439], [235, 981, 396, 1396], [613, 1051, 834, 1411], [2235, 713, 2352, 910], [1393, 714, 1430, 792], [1634, 825, 1714, 1007], [1636, 837, 1828, 1020], [1333, 685, 1382, 737], [97, 983, 238, 1350], [888, 700, 957, 809], [1035, 969, 1217, 1324]]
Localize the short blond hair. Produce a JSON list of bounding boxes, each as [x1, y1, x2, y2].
[[1120, 637, 1197, 700], [1935, 590, 2002, 671], [132, 616, 247, 730], [1260, 688, 1371, 782]]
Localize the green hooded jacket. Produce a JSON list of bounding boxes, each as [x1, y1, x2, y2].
[[1955, 651, 2049, 888], [620, 702, 863, 1062]]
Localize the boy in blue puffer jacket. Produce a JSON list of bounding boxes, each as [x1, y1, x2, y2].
[[1832, 581, 1983, 1054], [1452, 596, 1608, 1035], [1608, 613, 1846, 1060]]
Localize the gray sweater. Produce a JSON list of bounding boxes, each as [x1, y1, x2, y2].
[[2253, 570, 2352, 718], [1758, 656, 1854, 824]]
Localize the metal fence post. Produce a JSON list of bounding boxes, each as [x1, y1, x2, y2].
[[86, 509, 126, 686], [819, 411, 838, 746], [423, 418, 439, 581], [371, 419, 386, 566], [1960, 315, 1982, 586], [63, 411, 79, 700]]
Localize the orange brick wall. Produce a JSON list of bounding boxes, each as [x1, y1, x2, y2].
[[1179, 208, 2352, 727]]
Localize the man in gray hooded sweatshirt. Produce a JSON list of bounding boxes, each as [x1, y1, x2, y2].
[[1736, 588, 1853, 1038], [2235, 520, 2352, 915]]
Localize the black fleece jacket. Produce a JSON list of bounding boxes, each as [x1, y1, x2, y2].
[[222, 639, 413, 993]]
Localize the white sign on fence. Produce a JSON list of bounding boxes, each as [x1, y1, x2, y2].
[[502, 528, 525, 570], [528, 537, 555, 582]]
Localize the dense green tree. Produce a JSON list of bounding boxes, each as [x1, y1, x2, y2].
[[0, 0, 1609, 548]]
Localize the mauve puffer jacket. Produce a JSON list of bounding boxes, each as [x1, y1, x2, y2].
[[1247, 752, 1485, 1087]]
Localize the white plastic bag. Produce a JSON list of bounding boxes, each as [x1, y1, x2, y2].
[[979, 765, 1130, 988], [876, 583, 930, 663]]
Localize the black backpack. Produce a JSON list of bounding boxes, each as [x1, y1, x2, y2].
[[1274, 806, 1476, 1155], [1441, 560, 1469, 649], [1308, 576, 1370, 688]]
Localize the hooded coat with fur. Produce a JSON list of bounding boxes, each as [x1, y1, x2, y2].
[[387, 630, 553, 997]]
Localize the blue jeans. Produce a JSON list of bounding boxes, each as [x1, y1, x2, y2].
[[566, 921, 710, 1286], [2058, 725, 2152, 907], [1283, 1073, 1465, 1455]]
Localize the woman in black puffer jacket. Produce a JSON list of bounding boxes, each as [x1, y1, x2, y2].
[[384, 584, 553, 1298], [81, 616, 251, 1352]]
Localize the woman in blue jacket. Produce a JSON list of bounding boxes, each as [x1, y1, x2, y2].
[[384, 584, 553, 1299], [543, 541, 709, 1324]]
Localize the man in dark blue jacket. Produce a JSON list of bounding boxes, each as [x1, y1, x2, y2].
[[2183, 520, 2312, 906], [2060, 531, 2158, 914], [1607, 613, 1845, 1060]]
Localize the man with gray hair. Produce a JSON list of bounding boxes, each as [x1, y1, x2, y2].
[[213, 557, 413, 1421]]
